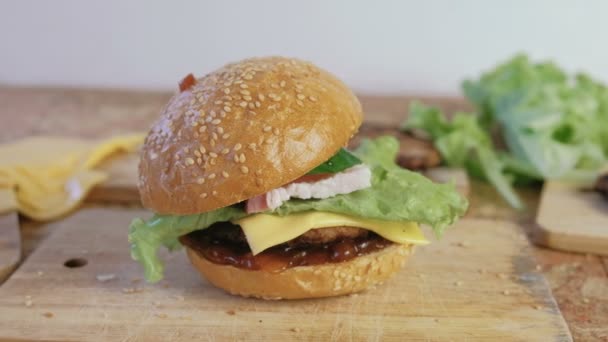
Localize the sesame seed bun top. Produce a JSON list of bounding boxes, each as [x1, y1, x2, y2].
[[138, 56, 363, 214]]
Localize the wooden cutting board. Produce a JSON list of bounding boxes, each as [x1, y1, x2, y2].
[[0, 208, 571, 341], [536, 180, 608, 256]]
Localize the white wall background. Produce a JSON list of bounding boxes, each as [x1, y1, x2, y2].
[[0, 0, 606, 96]]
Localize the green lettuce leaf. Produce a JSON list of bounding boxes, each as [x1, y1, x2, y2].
[[275, 136, 468, 232], [129, 206, 247, 282], [463, 54, 608, 182], [129, 136, 468, 282], [403, 102, 523, 209]]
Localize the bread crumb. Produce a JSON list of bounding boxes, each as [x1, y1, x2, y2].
[[497, 273, 509, 279], [24, 300, 33, 307], [122, 287, 144, 294], [131, 278, 142, 284], [96, 273, 116, 282], [152, 301, 162, 307], [533, 305, 542, 310], [169, 295, 185, 301], [226, 309, 236, 315], [454, 281, 464, 286], [155, 313, 168, 318], [455, 241, 470, 248], [290, 327, 301, 333], [42, 312, 54, 318], [36, 271, 44, 277], [583, 298, 590, 304], [478, 269, 485, 274], [502, 290, 510, 295], [535, 265, 542, 271]]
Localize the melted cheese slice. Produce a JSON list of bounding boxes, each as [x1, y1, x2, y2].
[[234, 211, 429, 255]]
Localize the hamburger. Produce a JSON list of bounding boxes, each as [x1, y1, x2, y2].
[[129, 57, 468, 299]]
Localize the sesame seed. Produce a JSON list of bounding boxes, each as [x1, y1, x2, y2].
[[191, 122, 198, 127], [221, 148, 229, 154], [210, 110, 217, 117], [296, 84, 304, 90], [220, 111, 226, 118], [214, 100, 223, 105], [199, 146, 206, 154], [240, 90, 250, 95], [243, 96, 252, 101], [265, 138, 273, 144], [185, 158, 195, 165], [212, 190, 218, 195], [248, 103, 255, 109], [223, 88, 230, 94], [234, 143, 242, 151], [233, 155, 240, 162], [197, 158, 202, 164], [198, 126, 207, 132], [244, 75, 253, 80], [255, 101, 261, 108], [209, 152, 218, 158], [194, 150, 201, 157], [222, 133, 230, 139], [223, 106, 231, 112], [184, 147, 190, 153], [268, 93, 277, 98], [212, 132, 218, 140], [212, 119, 221, 125], [197, 178, 205, 184], [309, 96, 317, 102], [208, 173, 216, 179], [240, 166, 249, 174], [249, 111, 257, 115], [189, 99, 196, 105], [222, 171, 229, 178], [210, 139, 216, 147], [240, 84, 248, 89], [200, 193, 208, 198], [273, 128, 279, 135], [255, 170, 262, 176], [248, 143, 257, 150], [258, 94, 265, 101], [239, 101, 247, 108], [272, 96, 281, 102], [210, 158, 216, 165], [280, 80, 286, 87], [297, 94, 306, 100], [263, 126, 272, 132], [239, 153, 246, 162], [271, 83, 279, 89], [296, 100, 304, 107]]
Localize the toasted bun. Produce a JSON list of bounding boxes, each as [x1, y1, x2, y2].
[[185, 244, 413, 300], [139, 57, 363, 214]]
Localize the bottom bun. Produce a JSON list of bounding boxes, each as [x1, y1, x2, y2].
[[184, 244, 414, 300]]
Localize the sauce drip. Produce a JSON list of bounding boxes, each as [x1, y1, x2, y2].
[[180, 230, 393, 272]]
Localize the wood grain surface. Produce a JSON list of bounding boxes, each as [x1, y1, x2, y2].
[[0, 190, 21, 283], [1, 86, 607, 340], [536, 181, 608, 256], [0, 208, 571, 341]]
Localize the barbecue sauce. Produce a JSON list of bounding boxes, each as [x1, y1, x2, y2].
[[180, 230, 392, 272]]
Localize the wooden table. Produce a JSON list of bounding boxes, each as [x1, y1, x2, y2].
[[1, 86, 607, 341]]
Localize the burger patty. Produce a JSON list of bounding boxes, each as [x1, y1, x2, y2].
[[198, 221, 369, 248]]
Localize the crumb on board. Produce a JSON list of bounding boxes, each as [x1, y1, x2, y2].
[[455, 241, 470, 248], [290, 327, 301, 333], [502, 290, 511, 295], [169, 295, 185, 301], [226, 309, 236, 315], [122, 287, 144, 294], [36, 271, 44, 277], [535, 265, 542, 271], [96, 273, 116, 282], [155, 313, 168, 319], [42, 312, 54, 318], [497, 273, 509, 279], [131, 278, 142, 284], [454, 281, 464, 286], [583, 298, 590, 304], [534, 305, 543, 310]]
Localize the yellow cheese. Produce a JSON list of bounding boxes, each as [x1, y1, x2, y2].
[[235, 211, 429, 255], [0, 134, 144, 220]]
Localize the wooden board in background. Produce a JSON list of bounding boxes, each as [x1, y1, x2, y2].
[[0, 190, 21, 283], [536, 181, 608, 256], [0, 208, 571, 341]]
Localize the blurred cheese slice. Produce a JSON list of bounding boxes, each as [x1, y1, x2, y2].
[[0, 135, 143, 220], [235, 211, 429, 255]]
